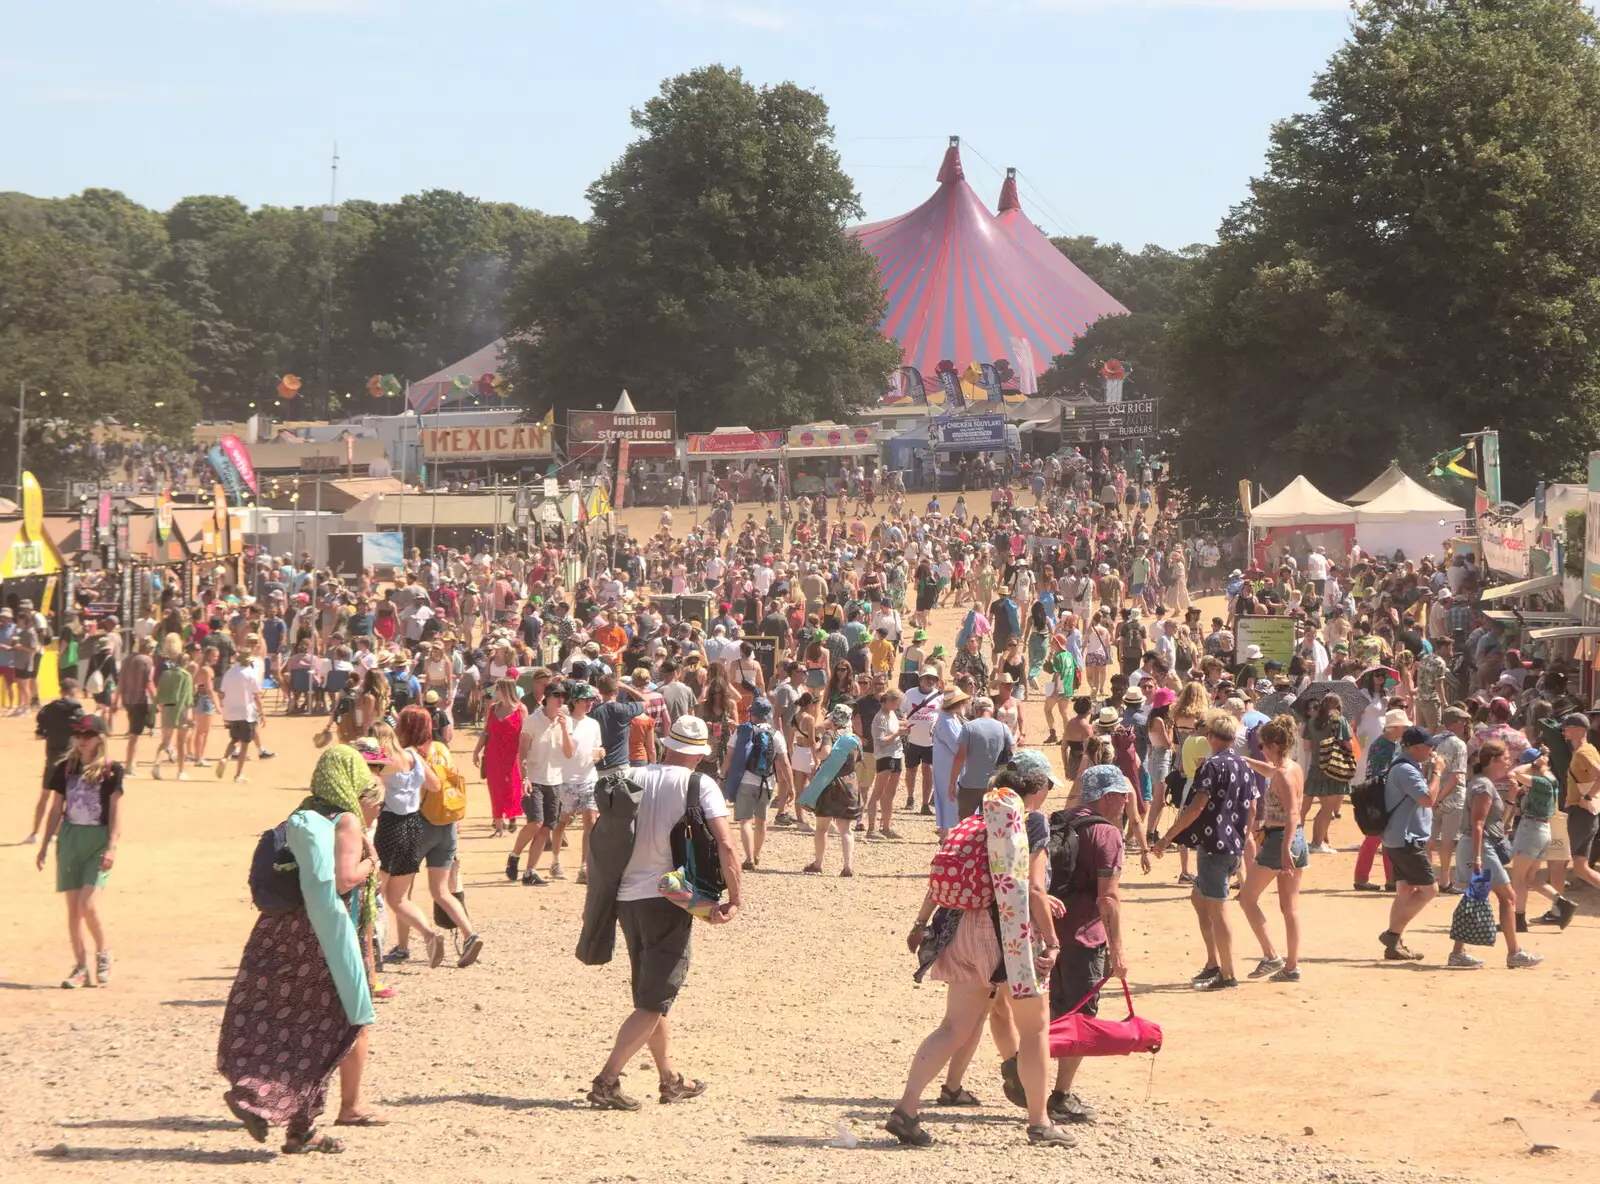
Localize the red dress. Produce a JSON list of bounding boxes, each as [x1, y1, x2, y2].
[[483, 704, 525, 822]]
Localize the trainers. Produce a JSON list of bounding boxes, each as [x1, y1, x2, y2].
[[1046, 1090, 1096, 1124], [215, 754, 229, 779], [882, 827, 904, 840], [22, 833, 38, 845], [1447, 950, 1484, 969], [1353, 881, 1382, 892], [1190, 964, 1221, 985], [95, 951, 112, 986], [1531, 907, 1562, 925], [1507, 949, 1544, 969], [1269, 966, 1302, 983], [864, 831, 882, 842], [505, 855, 520, 882], [1311, 842, 1339, 855], [61, 965, 90, 989], [658, 1073, 708, 1104], [1384, 940, 1423, 961], [773, 812, 794, 827], [919, 805, 933, 816], [521, 869, 547, 886], [549, 862, 566, 879], [575, 867, 588, 885], [587, 1074, 641, 1112], [1555, 897, 1578, 930], [1027, 1123, 1077, 1147], [259, 751, 277, 760], [385, 946, 411, 963], [1515, 914, 1529, 933], [1248, 956, 1285, 979], [152, 761, 164, 780], [1194, 974, 1239, 992]]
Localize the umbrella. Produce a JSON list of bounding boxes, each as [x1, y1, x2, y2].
[[1292, 680, 1373, 722]]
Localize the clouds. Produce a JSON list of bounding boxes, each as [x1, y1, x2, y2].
[[660, 0, 795, 30], [197, 0, 376, 14]]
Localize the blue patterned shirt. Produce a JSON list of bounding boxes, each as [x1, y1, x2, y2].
[[1192, 747, 1259, 857]]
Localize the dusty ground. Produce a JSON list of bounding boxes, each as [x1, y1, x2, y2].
[[2, 573, 1598, 1183]]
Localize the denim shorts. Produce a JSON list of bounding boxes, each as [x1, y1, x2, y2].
[[1453, 832, 1511, 888], [1256, 826, 1309, 871], [557, 780, 597, 816], [1195, 850, 1241, 901]]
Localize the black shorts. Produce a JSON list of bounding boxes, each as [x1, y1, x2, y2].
[[375, 809, 425, 877], [617, 897, 694, 1014], [905, 741, 933, 769], [523, 783, 558, 826], [226, 719, 255, 744], [1566, 807, 1600, 863], [126, 704, 152, 736], [876, 756, 904, 774], [1049, 939, 1108, 1021], [1384, 840, 1436, 887]]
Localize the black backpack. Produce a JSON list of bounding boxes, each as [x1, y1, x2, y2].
[[249, 822, 303, 914], [1350, 774, 1395, 837], [669, 772, 727, 906], [1046, 810, 1119, 902]]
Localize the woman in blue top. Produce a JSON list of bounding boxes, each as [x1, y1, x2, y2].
[[219, 745, 381, 1153], [800, 705, 864, 876]]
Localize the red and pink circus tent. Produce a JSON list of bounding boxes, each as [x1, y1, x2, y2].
[[850, 137, 1126, 406]]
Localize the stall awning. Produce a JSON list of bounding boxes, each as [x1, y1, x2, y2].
[[1529, 626, 1600, 640], [1479, 573, 1560, 602], [784, 443, 879, 459], [1484, 610, 1579, 625]]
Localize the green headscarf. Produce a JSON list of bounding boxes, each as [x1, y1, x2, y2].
[[302, 744, 378, 936]]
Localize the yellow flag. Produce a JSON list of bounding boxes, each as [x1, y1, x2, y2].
[[541, 406, 555, 428], [21, 471, 44, 540]]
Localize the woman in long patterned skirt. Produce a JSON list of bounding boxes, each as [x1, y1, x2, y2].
[[219, 746, 381, 1154]]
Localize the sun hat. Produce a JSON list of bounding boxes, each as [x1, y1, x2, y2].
[[828, 704, 854, 727], [941, 688, 971, 710], [1122, 686, 1145, 706], [748, 697, 773, 720], [1382, 708, 1412, 729], [1094, 705, 1120, 728], [568, 681, 597, 702], [1007, 749, 1064, 788], [663, 716, 712, 756], [1243, 644, 1263, 660], [913, 628, 928, 642], [1079, 764, 1129, 804], [1150, 687, 1176, 709]]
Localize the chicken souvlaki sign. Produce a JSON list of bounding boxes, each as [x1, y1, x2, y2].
[[421, 423, 552, 461]]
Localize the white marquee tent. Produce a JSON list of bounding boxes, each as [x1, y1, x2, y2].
[[1352, 472, 1467, 561], [1249, 476, 1357, 562]]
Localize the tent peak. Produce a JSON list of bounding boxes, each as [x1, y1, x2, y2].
[[614, 389, 637, 414], [997, 167, 1020, 213], [937, 135, 964, 184]]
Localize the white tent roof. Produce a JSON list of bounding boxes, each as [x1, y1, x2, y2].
[[1250, 476, 1356, 527], [1346, 463, 1406, 505], [614, 389, 637, 414], [1354, 473, 1464, 520]]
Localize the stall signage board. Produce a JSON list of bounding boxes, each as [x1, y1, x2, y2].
[[1059, 399, 1160, 442], [686, 429, 783, 454], [1480, 513, 1530, 579], [930, 414, 1008, 452], [1234, 615, 1298, 668], [567, 411, 676, 445], [421, 423, 552, 461], [746, 636, 780, 686], [787, 424, 875, 448]]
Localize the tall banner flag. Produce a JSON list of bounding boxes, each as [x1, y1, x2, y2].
[[614, 440, 631, 510], [218, 435, 260, 497], [208, 445, 247, 504]]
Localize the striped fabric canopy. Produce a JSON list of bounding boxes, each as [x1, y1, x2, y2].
[[851, 139, 1125, 405]]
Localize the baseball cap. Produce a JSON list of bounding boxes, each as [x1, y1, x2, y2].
[[72, 715, 109, 736], [663, 716, 711, 756], [1401, 726, 1432, 748], [1559, 712, 1590, 731]]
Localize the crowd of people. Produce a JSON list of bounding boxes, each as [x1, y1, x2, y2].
[[12, 439, 1598, 1156]]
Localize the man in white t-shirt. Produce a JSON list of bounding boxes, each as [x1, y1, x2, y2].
[[217, 652, 264, 783], [584, 715, 740, 1112], [901, 668, 944, 814]]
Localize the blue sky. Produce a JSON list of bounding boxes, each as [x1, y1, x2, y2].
[[0, 0, 1354, 248]]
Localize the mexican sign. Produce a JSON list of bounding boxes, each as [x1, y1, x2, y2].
[[567, 410, 677, 459], [421, 423, 552, 461]]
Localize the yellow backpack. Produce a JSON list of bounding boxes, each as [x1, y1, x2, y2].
[[421, 740, 468, 826]]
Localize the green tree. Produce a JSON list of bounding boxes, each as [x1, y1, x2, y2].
[[505, 64, 899, 429], [0, 224, 197, 500], [1165, 0, 1600, 509]]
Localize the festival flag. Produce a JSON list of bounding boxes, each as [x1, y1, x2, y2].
[[1429, 447, 1476, 479], [541, 406, 555, 428]]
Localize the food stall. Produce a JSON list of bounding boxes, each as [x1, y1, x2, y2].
[[782, 423, 879, 495]]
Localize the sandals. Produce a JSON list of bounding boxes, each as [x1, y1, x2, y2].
[[587, 1073, 641, 1111], [884, 1106, 931, 1146], [333, 1112, 388, 1127], [282, 1128, 345, 1154], [658, 1073, 708, 1104], [801, 863, 822, 874], [225, 1094, 268, 1144], [936, 1084, 980, 1106]]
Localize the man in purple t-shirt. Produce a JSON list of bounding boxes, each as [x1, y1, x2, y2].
[[1153, 711, 1259, 991]]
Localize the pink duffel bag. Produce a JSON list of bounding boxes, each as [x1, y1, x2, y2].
[[1048, 976, 1163, 1058]]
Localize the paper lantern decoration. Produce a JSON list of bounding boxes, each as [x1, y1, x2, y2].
[[277, 374, 302, 400], [473, 372, 501, 399], [959, 360, 985, 403], [1099, 359, 1128, 381], [450, 375, 472, 393]]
